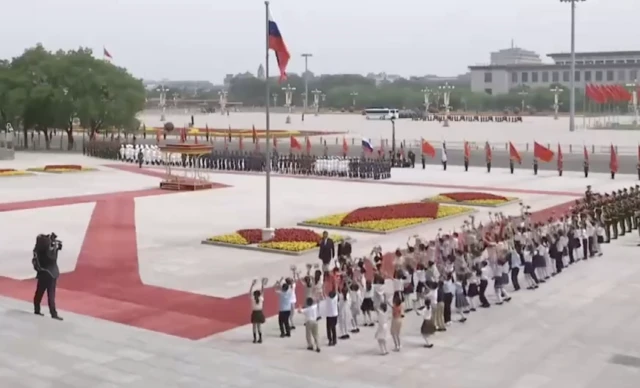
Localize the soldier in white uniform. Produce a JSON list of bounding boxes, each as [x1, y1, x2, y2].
[[119, 145, 126, 161]]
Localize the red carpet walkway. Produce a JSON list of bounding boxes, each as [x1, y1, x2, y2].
[[0, 167, 576, 340]]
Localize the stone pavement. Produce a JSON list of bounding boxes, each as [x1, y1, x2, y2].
[[1, 153, 640, 387]]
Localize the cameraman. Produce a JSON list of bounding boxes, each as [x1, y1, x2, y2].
[[32, 233, 63, 320]]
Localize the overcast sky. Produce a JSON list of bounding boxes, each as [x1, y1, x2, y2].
[[2, 0, 636, 83]]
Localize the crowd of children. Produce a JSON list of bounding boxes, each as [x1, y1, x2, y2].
[[248, 187, 622, 355]]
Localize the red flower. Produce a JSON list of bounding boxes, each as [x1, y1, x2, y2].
[[341, 202, 439, 225], [442, 192, 507, 202], [272, 228, 321, 243], [237, 229, 263, 244]]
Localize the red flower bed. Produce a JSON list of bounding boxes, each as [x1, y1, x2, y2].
[[341, 202, 439, 225], [237, 228, 321, 243], [442, 192, 508, 202], [272, 228, 321, 242], [237, 229, 263, 244], [44, 164, 82, 171], [0, 169, 16, 173]]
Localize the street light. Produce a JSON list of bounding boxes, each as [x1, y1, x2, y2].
[[282, 84, 296, 124], [301, 53, 313, 114], [311, 89, 322, 116], [438, 82, 454, 127], [350, 91, 358, 108], [218, 90, 228, 116], [518, 89, 529, 112], [560, 0, 586, 132], [627, 79, 639, 126], [421, 88, 431, 112], [550, 86, 563, 120], [157, 85, 168, 121]]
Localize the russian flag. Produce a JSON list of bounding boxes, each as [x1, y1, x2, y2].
[[361, 138, 374, 153], [268, 10, 290, 82]]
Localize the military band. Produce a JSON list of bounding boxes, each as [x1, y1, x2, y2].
[[421, 114, 523, 123]]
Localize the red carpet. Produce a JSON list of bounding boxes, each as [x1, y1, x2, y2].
[[0, 166, 577, 340]]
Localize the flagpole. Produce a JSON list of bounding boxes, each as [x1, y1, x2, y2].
[[264, 1, 273, 234]]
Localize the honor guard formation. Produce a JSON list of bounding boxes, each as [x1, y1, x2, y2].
[[85, 142, 392, 180], [419, 114, 523, 123]]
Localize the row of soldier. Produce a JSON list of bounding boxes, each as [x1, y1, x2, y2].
[[423, 114, 523, 123], [578, 185, 640, 243]]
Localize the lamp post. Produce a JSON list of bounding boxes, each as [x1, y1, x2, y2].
[[560, 0, 585, 132], [301, 53, 313, 114], [350, 91, 358, 108], [218, 90, 228, 116], [421, 87, 431, 112], [438, 82, 454, 127], [518, 89, 529, 112], [282, 84, 295, 124], [272, 93, 278, 108], [312, 89, 322, 116], [550, 86, 563, 120], [157, 85, 168, 122], [391, 118, 396, 164], [627, 79, 639, 126]]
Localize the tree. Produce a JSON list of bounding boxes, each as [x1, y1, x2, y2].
[[0, 44, 145, 149]]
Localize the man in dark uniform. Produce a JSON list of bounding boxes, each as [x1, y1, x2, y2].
[[137, 148, 144, 168], [33, 233, 63, 320], [509, 158, 514, 174], [533, 157, 539, 175], [421, 153, 426, 170], [464, 153, 469, 172], [486, 152, 491, 173], [584, 158, 589, 178]]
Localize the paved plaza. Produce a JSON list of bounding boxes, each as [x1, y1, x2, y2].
[[1, 152, 640, 387]]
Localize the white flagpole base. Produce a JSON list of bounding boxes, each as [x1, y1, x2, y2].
[[261, 228, 275, 241]]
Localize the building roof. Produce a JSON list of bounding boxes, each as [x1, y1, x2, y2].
[[547, 51, 640, 58], [469, 62, 639, 71]]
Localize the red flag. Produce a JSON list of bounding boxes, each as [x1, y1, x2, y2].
[[610, 144, 618, 173], [305, 136, 311, 154], [252, 125, 257, 143], [485, 141, 492, 161], [583, 145, 589, 164], [508, 142, 521, 164], [273, 136, 277, 148], [290, 136, 301, 150], [617, 85, 632, 101], [463, 141, 471, 160], [557, 143, 563, 171], [103, 47, 112, 60], [533, 142, 554, 163], [239, 136, 244, 151], [342, 137, 349, 155], [421, 139, 435, 158], [586, 84, 604, 104], [595, 85, 609, 103]]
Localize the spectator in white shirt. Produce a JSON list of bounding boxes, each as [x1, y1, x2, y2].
[[299, 297, 321, 352]]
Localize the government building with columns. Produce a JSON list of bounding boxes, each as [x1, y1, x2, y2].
[[469, 48, 640, 95]]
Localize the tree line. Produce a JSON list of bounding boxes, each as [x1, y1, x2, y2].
[[0, 44, 146, 149]]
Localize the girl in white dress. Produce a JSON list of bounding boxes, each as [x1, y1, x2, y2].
[[417, 298, 435, 348], [375, 302, 389, 355], [349, 282, 362, 332], [338, 286, 352, 340]]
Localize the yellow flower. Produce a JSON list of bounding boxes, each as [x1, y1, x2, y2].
[[207, 233, 249, 245], [0, 170, 31, 177], [28, 167, 96, 173], [436, 205, 472, 218], [259, 241, 318, 252], [347, 218, 430, 231], [429, 195, 455, 203], [304, 213, 348, 227]]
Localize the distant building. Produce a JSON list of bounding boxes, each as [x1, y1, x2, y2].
[[490, 47, 542, 66], [366, 72, 402, 86], [469, 50, 640, 95], [257, 64, 265, 80]]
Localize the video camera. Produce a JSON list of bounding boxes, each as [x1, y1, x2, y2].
[[49, 233, 63, 251]]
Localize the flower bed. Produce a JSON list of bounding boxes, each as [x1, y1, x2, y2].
[[299, 202, 473, 234], [202, 228, 347, 255], [427, 192, 518, 207], [28, 165, 97, 173], [0, 168, 33, 177]]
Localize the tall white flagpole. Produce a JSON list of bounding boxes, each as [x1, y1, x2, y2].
[[263, 1, 273, 237]]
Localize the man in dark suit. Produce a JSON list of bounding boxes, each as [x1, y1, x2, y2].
[[33, 233, 63, 320], [318, 231, 335, 277]]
